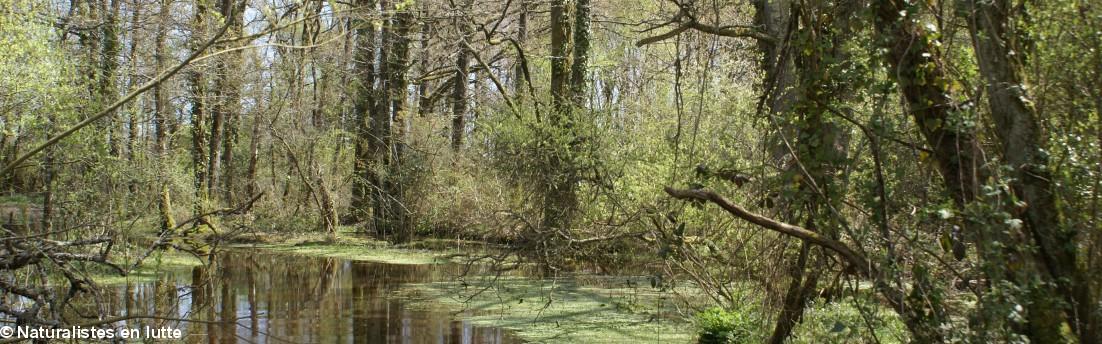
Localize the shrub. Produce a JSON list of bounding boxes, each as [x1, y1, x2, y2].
[[695, 307, 757, 344]]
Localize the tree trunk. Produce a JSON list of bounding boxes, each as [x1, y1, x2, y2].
[[189, 0, 210, 222], [766, 2, 854, 342], [219, 0, 244, 202], [874, 0, 983, 212], [768, 243, 819, 344], [350, 0, 378, 224], [569, 0, 591, 105], [549, 0, 570, 112], [385, 5, 413, 242], [153, 0, 175, 232], [371, 0, 393, 238], [514, 0, 529, 99], [541, 0, 578, 233], [125, 0, 142, 164], [965, 0, 1094, 342], [100, 0, 122, 158], [451, 14, 469, 151], [417, 8, 432, 117]]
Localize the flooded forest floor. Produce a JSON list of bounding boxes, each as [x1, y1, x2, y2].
[[85, 227, 700, 343]]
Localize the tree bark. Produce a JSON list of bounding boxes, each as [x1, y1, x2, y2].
[[370, 0, 393, 238], [125, 0, 142, 164], [541, 0, 579, 233], [417, 7, 432, 117], [874, 0, 983, 211], [386, 5, 413, 242], [189, 0, 210, 222], [154, 0, 176, 232], [100, 0, 122, 158], [350, 0, 378, 224], [965, 0, 1094, 342], [569, 0, 591, 105], [549, 0, 570, 112], [514, 0, 529, 99], [451, 13, 469, 151]]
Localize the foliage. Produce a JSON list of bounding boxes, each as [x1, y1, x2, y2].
[[694, 306, 760, 344]]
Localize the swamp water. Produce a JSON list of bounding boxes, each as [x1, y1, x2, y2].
[[88, 250, 522, 343]]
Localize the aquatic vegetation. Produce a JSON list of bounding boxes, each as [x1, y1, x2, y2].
[[89, 250, 204, 285], [251, 241, 449, 265], [401, 276, 697, 343]]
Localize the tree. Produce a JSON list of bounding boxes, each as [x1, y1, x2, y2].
[[350, 0, 378, 224], [965, 0, 1095, 341], [542, 0, 580, 233], [451, 1, 470, 151]]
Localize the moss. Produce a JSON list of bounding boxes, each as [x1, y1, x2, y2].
[[399, 276, 697, 343]]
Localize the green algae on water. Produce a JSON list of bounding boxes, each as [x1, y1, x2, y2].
[[401, 276, 697, 343]]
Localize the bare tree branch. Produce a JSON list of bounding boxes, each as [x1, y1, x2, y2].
[[664, 187, 872, 277]]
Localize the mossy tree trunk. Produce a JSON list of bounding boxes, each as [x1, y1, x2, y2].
[[542, 0, 581, 234], [350, 0, 378, 224], [154, 0, 176, 232], [965, 0, 1095, 342]]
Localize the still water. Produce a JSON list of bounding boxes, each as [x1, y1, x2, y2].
[[92, 250, 521, 343]]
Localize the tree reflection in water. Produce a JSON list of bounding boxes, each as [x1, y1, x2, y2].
[[77, 251, 519, 344]]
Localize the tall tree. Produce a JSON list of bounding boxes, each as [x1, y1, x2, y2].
[[965, 0, 1095, 342], [513, 0, 529, 98], [384, 1, 413, 241], [542, 0, 578, 233], [189, 0, 211, 223], [569, 0, 591, 105], [767, 2, 855, 342], [350, 0, 378, 224], [213, 0, 245, 202], [451, 4, 470, 151], [100, 0, 122, 157], [125, 0, 143, 163], [548, 0, 569, 112], [153, 0, 176, 232]]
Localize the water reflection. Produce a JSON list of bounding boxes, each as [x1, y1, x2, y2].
[[91, 251, 519, 344]]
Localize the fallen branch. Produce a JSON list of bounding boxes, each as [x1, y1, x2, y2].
[[128, 192, 265, 272], [664, 187, 872, 277]]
